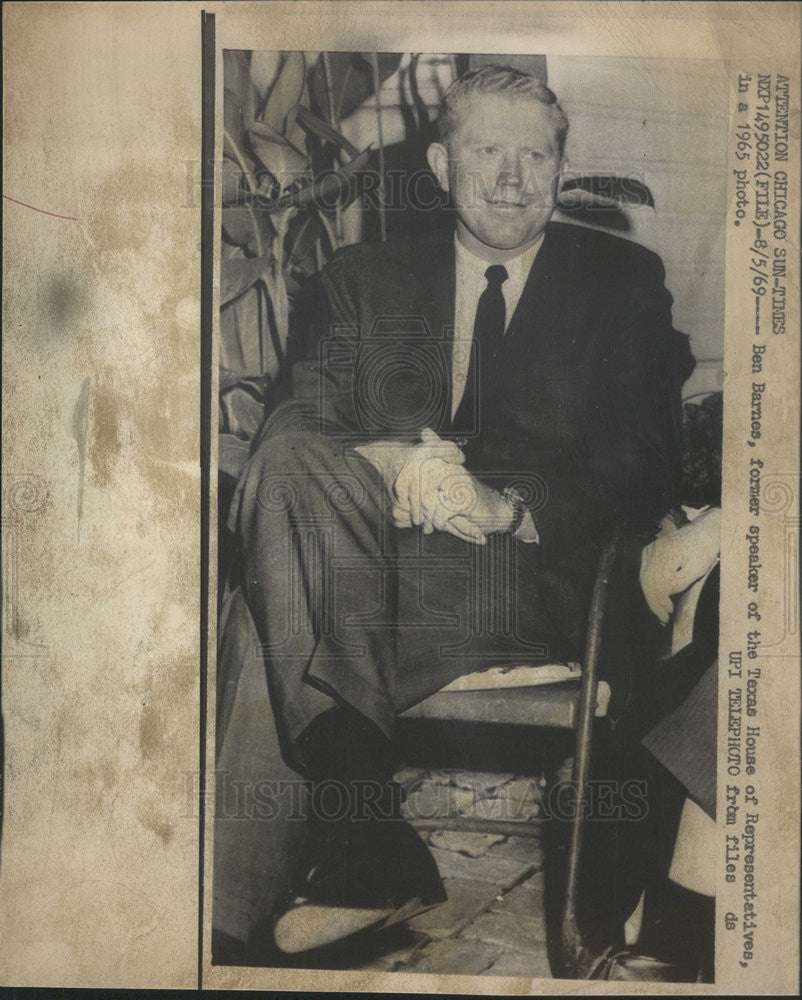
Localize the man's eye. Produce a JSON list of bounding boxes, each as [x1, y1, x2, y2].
[[524, 150, 545, 161], [480, 145, 500, 155]]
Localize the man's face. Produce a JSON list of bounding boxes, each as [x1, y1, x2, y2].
[[427, 92, 564, 259]]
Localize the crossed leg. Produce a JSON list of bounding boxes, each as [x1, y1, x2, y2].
[[230, 426, 574, 764]]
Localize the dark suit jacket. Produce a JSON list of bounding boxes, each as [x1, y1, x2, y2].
[[282, 221, 690, 571]]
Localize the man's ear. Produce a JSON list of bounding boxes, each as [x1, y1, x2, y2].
[[426, 142, 450, 193]]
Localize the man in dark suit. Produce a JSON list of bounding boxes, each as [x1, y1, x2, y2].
[[227, 65, 687, 953]]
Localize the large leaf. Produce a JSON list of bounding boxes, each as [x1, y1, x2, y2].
[[560, 175, 655, 209], [220, 256, 267, 306], [249, 51, 282, 101], [250, 118, 305, 155], [249, 131, 310, 191], [223, 102, 260, 193], [222, 157, 244, 205], [220, 238, 245, 262], [286, 213, 318, 268], [295, 104, 360, 159], [223, 51, 258, 134], [219, 382, 271, 441], [285, 214, 326, 291], [262, 52, 306, 133], [224, 87, 247, 157], [220, 367, 272, 395], [220, 282, 258, 372], [219, 370, 273, 440], [222, 206, 260, 250], [267, 147, 373, 211], [283, 102, 303, 150]]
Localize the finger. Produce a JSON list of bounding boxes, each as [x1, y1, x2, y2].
[[644, 594, 666, 622], [444, 515, 487, 545], [420, 496, 441, 535], [420, 500, 437, 525], [420, 503, 436, 534], [397, 458, 424, 525], [422, 482, 455, 529], [393, 465, 412, 508], [391, 506, 413, 528], [646, 595, 672, 625], [421, 442, 465, 464], [442, 443, 466, 465], [408, 468, 424, 525], [418, 459, 454, 521], [444, 522, 487, 546], [420, 427, 440, 443], [430, 504, 451, 532]]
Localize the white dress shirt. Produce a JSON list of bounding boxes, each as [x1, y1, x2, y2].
[[451, 234, 544, 418]]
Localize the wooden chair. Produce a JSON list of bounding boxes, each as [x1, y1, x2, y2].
[[395, 390, 721, 977], [400, 528, 622, 978]]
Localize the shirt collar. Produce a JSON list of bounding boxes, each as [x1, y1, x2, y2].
[[454, 231, 545, 285]]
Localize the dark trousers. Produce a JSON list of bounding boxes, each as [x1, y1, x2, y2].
[[229, 427, 589, 769]]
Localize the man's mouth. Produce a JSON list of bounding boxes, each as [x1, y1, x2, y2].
[[486, 199, 529, 209]]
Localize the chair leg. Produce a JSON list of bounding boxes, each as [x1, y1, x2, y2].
[[559, 533, 620, 977]]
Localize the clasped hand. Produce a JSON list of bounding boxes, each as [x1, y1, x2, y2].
[[355, 429, 513, 544], [391, 429, 512, 544], [639, 507, 721, 625]]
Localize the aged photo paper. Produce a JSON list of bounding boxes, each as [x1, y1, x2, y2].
[[1, 2, 799, 995]]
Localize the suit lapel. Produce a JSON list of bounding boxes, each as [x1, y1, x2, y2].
[[505, 223, 563, 340], [415, 232, 456, 339], [413, 233, 456, 424]]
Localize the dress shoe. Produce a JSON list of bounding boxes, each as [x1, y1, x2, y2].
[[586, 946, 701, 982], [274, 816, 446, 953]]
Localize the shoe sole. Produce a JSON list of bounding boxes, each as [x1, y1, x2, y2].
[[274, 894, 444, 954]]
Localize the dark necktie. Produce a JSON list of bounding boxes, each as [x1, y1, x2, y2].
[[453, 264, 508, 434]]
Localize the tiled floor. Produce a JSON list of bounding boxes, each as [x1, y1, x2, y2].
[[356, 766, 554, 978]]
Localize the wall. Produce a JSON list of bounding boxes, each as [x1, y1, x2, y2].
[[548, 56, 729, 396]]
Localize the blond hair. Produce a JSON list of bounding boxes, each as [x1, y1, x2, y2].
[[437, 65, 568, 155]]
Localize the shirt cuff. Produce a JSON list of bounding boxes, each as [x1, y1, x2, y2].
[[516, 511, 539, 544]]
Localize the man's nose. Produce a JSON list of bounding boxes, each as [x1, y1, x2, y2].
[[497, 152, 523, 186]]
